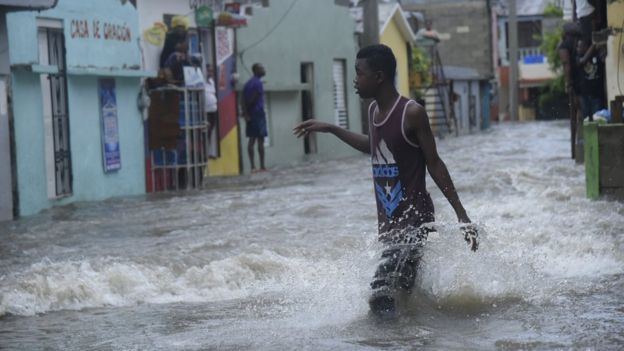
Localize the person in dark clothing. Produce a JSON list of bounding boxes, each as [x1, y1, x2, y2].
[[576, 39, 605, 121], [558, 22, 582, 159], [558, 23, 582, 95], [163, 40, 200, 85], [293, 45, 477, 316], [159, 27, 187, 69], [242, 63, 268, 172]]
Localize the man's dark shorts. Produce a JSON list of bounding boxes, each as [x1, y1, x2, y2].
[[369, 226, 435, 313], [246, 110, 268, 138]]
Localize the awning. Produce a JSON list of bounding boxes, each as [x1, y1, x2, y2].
[[0, 0, 57, 10]]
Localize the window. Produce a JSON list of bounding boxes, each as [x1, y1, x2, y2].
[[38, 20, 72, 198], [332, 59, 349, 129]]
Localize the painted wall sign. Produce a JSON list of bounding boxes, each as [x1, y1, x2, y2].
[[7, 0, 143, 71], [99, 78, 121, 173], [195, 6, 213, 27], [70, 19, 132, 42], [216, 27, 233, 65]]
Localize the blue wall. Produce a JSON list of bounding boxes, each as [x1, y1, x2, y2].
[[7, 0, 146, 216], [7, 0, 141, 70]]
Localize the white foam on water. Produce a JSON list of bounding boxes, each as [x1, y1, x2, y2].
[[2, 122, 623, 325], [0, 250, 322, 316]]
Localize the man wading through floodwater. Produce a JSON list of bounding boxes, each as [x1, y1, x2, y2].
[[293, 44, 478, 316]]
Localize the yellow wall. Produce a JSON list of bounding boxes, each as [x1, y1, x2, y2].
[[380, 17, 410, 97], [606, 2, 624, 103], [206, 126, 240, 176]]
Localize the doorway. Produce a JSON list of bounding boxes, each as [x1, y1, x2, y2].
[[38, 21, 72, 198]]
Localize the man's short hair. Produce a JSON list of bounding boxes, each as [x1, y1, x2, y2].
[[252, 63, 262, 74], [356, 44, 397, 82]]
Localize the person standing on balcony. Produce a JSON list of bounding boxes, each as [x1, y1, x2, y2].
[[159, 16, 189, 69], [242, 63, 268, 173], [293, 45, 478, 316], [415, 19, 440, 48]]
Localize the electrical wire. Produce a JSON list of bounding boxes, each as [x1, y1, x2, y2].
[[238, 0, 300, 75]]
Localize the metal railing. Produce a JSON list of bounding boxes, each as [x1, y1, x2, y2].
[[425, 45, 458, 137], [503, 47, 544, 64], [149, 85, 209, 192]]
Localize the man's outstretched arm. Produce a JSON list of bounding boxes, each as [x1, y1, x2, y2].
[[406, 104, 469, 222], [405, 104, 478, 251], [293, 120, 370, 154]]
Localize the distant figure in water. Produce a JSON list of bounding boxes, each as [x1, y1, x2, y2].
[[293, 44, 478, 316]]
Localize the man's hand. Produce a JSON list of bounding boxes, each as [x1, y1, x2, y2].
[[240, 108, 250, 122], [461, 224, 479, 252], [293, 119, 332, 138]]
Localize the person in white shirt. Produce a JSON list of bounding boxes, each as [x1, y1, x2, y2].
[[204, 63, 218, 158]]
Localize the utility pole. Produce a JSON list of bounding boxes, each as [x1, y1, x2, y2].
[[508, 0, 519, 121], [359, 0, 378, 133], [361, 0, 379, 47]]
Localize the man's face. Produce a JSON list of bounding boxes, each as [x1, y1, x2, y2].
[[176, 41, 188, 53], [255, 64, 266, 77], [354, 59, 378, 99]]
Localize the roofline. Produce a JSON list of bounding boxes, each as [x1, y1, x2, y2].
[[0, 0, 58, 11], [380, 3, 417, 44]]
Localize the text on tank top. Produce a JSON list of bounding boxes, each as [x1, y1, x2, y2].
[[369, 96, 435, 234]]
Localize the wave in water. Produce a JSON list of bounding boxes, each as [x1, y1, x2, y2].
[[2, 220, 622, 318]]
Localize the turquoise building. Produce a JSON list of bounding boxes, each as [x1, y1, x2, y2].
[[236, 0, 362, 172], [5, 0, 153, 216]]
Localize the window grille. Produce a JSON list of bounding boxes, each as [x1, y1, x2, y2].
[[40, 26, 72, 197], [332, 59, 349, 129]]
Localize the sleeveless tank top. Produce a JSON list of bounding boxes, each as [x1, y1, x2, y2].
[[368, 96, 435, 235]]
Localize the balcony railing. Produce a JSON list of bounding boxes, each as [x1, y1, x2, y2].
[[502, 46, 544, 65]]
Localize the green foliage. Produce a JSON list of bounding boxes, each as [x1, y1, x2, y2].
[[540, 26, 563, 71], [543, 3, 563, 18], [539, 74, 566, 108], [409, 46, 431, 99], [539, 22, 566, 108], [411, 46, 430, 74]]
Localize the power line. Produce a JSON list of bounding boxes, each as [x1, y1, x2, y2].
[[238, 0, 300, 75]]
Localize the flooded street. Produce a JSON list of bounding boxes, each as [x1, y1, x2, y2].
[[1, 121, 623, 350]]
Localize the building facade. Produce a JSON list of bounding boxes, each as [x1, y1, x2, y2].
[[379, 3, 416, 98], [605, 0, 624, 106], [401, 0, 493, 132], [236, 0, 362, 172], [5, 0, 152, 216], [137, 0, 243, 186]]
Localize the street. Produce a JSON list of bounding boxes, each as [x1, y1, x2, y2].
[[1, 121, 623, 350]]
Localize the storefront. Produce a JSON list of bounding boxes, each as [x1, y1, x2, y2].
[[6, 0, 153, 216], [137, 0, 241, 192]]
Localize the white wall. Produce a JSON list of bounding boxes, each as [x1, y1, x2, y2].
[[453, 80, 481, 134]]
